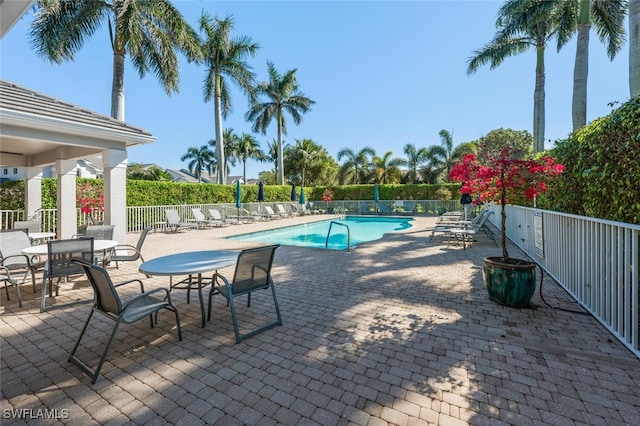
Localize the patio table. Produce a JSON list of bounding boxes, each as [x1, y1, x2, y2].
[[23, 239, 117, 256], [139, 250, 238, 328]]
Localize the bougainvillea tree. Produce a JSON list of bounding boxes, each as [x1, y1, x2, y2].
[[449, 147, 564, 261]]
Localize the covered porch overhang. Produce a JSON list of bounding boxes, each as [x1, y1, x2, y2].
[[0, 80, 156, 243]]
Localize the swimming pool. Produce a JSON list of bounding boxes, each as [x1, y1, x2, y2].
[[227, 216, 414, 250]]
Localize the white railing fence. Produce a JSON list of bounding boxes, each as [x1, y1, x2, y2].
[[488, 205, 640, 358]]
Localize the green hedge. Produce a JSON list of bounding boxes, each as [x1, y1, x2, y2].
[[1, 179, 462, 209], [546, 96, 640, 224]]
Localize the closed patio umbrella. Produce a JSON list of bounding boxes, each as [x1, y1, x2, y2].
[[290, 183, 297, 202], [258, 181, 265, 212], [299, 187, 305, 205], [235, 180, 242, 222]]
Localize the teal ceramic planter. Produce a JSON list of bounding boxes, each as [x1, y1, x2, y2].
[[483, 256, 537, 308]]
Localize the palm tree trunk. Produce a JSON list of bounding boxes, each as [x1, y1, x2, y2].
[[111, 50, 126, 121], [631, 0, 640, 97], [533, 45, 546, 153], [572, 0, 591, 131], [277, 112, 284, 185], [214, 75, 225, 184]]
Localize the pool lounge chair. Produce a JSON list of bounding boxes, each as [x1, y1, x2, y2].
[[165, 209, 197, 232], [191, 208, 224, 228], [263, 206, 282, 220], [429, 210, 494, 246], [275, 204, 291, 218], [208, 208, 237, 226]]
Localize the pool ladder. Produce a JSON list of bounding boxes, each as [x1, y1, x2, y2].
[[335, 206, 345, 219], [325, 220, 350, 252]]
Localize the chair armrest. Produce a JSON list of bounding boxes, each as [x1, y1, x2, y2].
[[1, 253, 34, 266], [114, 278, 145, 293]]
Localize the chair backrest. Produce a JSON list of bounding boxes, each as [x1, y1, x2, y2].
[[85, 225, 114, 240], [13, 220, 40, 233], [231, 245, 279, 295], [165, 209, 181, 225], [192, 208, 205, 221], [208, 209, 222, 220], [76, 261, 123, 315], [46, 238, 94, 279], [264, 206, 276, 215], [276, 204, 286, 214], [472, 210, 494, 231], [0, 229, 32, 266], [135, 227, 152, 252]]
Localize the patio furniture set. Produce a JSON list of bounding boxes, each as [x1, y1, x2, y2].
[[1, 222, 283, 384]]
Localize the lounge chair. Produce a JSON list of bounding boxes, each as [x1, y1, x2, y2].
[[191, 208, 224, 228], [165, 209, 197, 232], [429, 210, 494, 247], [68, 260, 182, 383], [264, 206, 283, 219], [208, 208, 236, 226], [377, 203, 391, 215], [275, 204, 291, 217], [288, 204, 300, 217]]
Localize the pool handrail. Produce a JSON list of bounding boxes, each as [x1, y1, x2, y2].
[[326, 220, 350, 252]]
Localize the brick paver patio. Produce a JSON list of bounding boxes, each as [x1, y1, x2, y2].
[[1, 215, 639, 425]]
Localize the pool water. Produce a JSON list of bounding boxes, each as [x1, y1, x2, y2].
[[227, 216, 414, 250]]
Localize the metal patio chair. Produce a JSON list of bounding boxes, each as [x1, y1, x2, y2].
[[207, 245, 282, 343], [0, 229, 40, 294], [13, 220, 40, 233], [1, 265, 21, 307], [68, 260, 182, 384], [110, 227, 152, 272], [41, 238, 94, 312]]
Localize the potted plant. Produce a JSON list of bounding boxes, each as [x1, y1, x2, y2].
[[449, 146, 564, 307]]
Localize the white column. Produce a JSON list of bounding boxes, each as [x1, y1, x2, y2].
[[103, 149, 127, 244], [24, 167, 42, 219], [56, 159, 77, 239]]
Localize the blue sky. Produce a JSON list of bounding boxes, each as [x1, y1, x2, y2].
[[0, 0, 631, 180]]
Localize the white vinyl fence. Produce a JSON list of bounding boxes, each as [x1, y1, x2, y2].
[[488, 205, 640, 358]]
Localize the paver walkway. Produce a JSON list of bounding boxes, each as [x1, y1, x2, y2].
[[1, 215, 639, 425]]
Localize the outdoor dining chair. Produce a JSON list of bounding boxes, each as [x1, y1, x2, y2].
[[1, 265, 21, 307], [0, 229, 40, 294], [41, 238, 94, 312], [13, 220, 40, 233], [110, 227, 152, 272], [68, 260, 182, 384], [84, 225, 115, 265], [207, 245, 282, 343]]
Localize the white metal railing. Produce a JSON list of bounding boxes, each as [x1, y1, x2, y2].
[[488, 205, 640, 358]]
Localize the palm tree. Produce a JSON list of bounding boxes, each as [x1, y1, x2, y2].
[[199, 13, 259, 185], [289, 138, 319, 187], [467, 0, 561, 152], [372, 152, 404, 184], [236, 133, 265, 183], [631, 0, 640, 97], [246, 61, 315, 185], [180, 145, 215, 183], [427, 130, 468, 181], [337, 146, 376, 184], [29, 0, 200, 121], [401, 143, 430, 183]]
